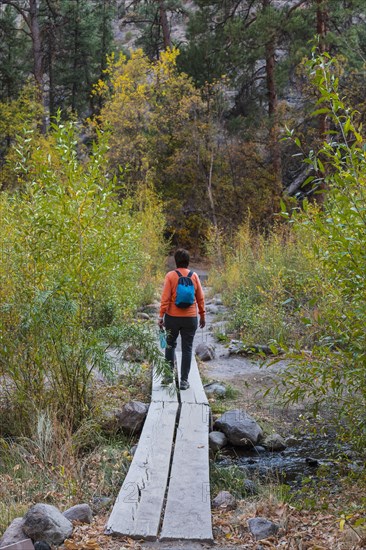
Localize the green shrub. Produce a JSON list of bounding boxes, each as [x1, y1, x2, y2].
[[209, 50, 366, 447], [0, 116, 167, 428], [278, 51, 366, 448], [208, 222, 324, 348]]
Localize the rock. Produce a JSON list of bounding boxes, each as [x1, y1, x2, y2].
[[115, 401, 149, 434], [143, 301, 160, 310], [347, 462, 363, 473], [214, 297, 223, 306], [136, 312, 150, 320], [214, 409, 263, 447], [34, 543, 51, 550], [212, 491, 237, 511], [248, 517, 279, 540], [1, 540, 34, 550], [0, 518, 27, 547], [263, 433, 287, 451], [209, 431, 228, 452], [63, 504, 93, 524], [91, 496, 112, 513], [130, 444, 138, 456], [100, 409, 119, 434], [123, 345, 145, 362], [195, 343, 215, 361], [22, 504, 73, 546], [206, 304, 219, 314], [204, 382, 226, 397], [254, 446, 266, 454], [244, 479, 258, 495], [305, 457, 319, 467], [285, 436, 298, 447]]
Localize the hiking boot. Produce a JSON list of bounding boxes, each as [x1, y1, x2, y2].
[[180, 379, 190, 390]]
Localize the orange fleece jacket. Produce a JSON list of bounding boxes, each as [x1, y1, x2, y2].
[[159, 268, 206, 318]]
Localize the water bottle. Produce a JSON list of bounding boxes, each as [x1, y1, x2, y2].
[[159, 328, 167, 349]]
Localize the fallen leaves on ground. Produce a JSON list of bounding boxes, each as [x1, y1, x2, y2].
[[61, 516, 143, 550], [59, 502, 364, 550], [212, 500, 364, 549]]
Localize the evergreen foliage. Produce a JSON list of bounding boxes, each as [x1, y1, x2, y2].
[[0, 5, 31, 100]]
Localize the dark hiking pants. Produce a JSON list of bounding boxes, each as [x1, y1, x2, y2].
[[164, 314, 198, 381]]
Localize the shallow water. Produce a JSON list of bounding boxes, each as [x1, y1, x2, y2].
[[216, 433, 355, 488]]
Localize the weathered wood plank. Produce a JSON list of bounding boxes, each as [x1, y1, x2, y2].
[[151, 365, 178, 403], [160, 403, 213, 542], [106, 400, 178, 540], [176, 352, 208, 405]]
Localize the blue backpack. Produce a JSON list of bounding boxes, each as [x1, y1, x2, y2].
[[175, 270, 195, 308]]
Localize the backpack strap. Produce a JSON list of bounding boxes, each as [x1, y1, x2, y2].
[[175, 270, 193, 278]]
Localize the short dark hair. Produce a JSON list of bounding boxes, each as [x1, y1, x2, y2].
[[174, 248, 190, 268]]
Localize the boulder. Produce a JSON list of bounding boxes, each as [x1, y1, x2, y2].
[[22, 504, 73, 546], [206, 304, 220, 314], [136, 312, 150, 321], [285, 436, 299, 447], [263, 434, 287, 452], [248, 517, 279, 540], [130, 444, 138, 456], [0, 518, 27, 548], [204, 382, 226, 397], [195, 343, 215, 362], [209, 431, 227, 452], [115, 401, 149, 434], [63, 504, 93, 524], [305, 457, 319, 467], [212, 491, 237, 511], [244, 479, 258, 495], [1, 540, 34, 549], [214, 409, 263, 447], [34, 543, 51, 550]]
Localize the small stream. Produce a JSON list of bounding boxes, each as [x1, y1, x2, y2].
[[216, 433, 359, 490]]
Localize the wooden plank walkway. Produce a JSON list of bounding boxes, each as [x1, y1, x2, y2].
[[107, 351, 213, 542], [161, 352, 212, 541], [176, 351, 209, 405], [106, 399, 178, 540]]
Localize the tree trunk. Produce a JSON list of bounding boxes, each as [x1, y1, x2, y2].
[[29, 0, 43, 100], [315, 0, 329, 205], [158, 0, 171, 50], [47, 26, 55, 118], [71, 0, 80, 113], [263, 0, 282, 196], [316, 0, 329, 138]]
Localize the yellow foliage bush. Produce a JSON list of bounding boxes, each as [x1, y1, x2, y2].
[[0, 117, 166, 428]]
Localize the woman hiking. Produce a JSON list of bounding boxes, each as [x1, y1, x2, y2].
[[158, 249, 206, 389]]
